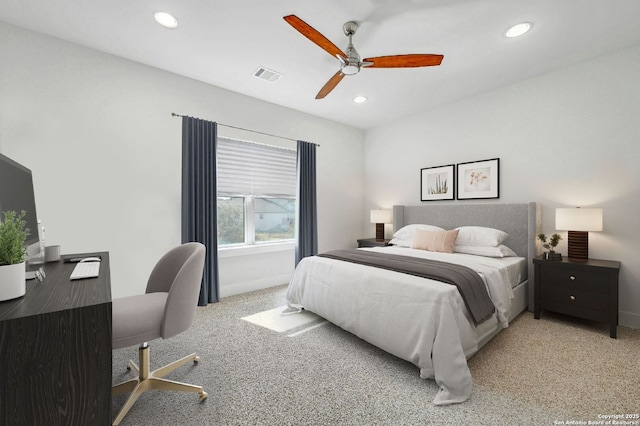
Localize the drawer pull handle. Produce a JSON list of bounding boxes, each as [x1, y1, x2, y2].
[[569, 276, 576, 281], [570, 295, 576, 301]]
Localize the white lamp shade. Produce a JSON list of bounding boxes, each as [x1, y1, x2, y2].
[[370, 209, 391, 224], [556, 208, 603, 231]]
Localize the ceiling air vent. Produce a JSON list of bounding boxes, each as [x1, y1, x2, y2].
[[253, 67, 282, 83]]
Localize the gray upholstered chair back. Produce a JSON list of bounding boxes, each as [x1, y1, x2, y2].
[[145, 242, 206, 339]]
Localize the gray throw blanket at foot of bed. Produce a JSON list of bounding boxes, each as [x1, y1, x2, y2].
[[318, 249, 495, 326]]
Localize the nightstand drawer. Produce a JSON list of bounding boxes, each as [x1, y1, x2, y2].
[[539, 266, 611, 294], [540, 286, 609, 312]]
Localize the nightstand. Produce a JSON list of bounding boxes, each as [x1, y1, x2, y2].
[[533, 256, 621, 338], [357, 238, 392, 248]]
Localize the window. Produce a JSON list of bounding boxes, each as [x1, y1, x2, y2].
[[217, 137, 296, 246]]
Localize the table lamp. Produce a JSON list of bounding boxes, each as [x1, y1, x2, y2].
[[555, 207, 603, 262], [370, 209, 391, 241]]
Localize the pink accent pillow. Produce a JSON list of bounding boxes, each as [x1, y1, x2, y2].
[[411, 229, 459, 253]]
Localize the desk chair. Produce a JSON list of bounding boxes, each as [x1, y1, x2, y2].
[[111, 242, 207, 425]]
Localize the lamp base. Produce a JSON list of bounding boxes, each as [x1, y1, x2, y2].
[[375, 223, 384, 241], [567, 231, 589, 262]]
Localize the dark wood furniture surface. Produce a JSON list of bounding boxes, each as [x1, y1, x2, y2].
[[0, 252, 112, 425], [533, 255, 620, 338], [357, 238, 392, 248]]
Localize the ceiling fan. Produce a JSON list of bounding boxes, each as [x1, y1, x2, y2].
[[283, 14, 444, 99]]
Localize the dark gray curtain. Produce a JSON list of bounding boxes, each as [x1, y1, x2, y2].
[[181, 116, 220, 305], [295, 140, 318, 266]]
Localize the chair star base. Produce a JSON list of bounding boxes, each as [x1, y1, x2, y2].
[[112, 343, 207, 425]]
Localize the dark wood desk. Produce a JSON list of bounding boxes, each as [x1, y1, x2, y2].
[[0, 253, 112, 425]]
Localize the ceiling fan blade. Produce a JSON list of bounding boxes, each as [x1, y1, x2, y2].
[[284, 15, 346, 60], [316, 71, 345, 99], [363, 54, 444, 68]]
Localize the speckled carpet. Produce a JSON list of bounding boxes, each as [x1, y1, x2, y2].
[[112, 285, 640, 425]]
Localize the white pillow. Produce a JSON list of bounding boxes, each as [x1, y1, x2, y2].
[[453, 244, 518, 258], [454, 226, 508, 247], [389, 237, 412, 247], [393, 224, 445, 239], [391, 224, 446, 247]]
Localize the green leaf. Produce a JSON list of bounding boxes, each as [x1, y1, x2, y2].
[[0, 210, 30, 265]]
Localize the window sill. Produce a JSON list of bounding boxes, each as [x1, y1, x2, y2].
[[218, 241, 295, 258]]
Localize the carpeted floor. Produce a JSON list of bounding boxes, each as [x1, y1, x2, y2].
[[112, 285, 640, 425]]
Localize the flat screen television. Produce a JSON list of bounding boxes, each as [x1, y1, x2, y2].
[[0, 152, 41, 258]]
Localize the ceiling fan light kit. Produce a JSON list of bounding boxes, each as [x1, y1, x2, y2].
[[283, 14, 444, 99]]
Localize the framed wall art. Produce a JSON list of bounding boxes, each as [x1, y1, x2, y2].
[[457, 158, 500, 200], [420, 164, 455, 201]]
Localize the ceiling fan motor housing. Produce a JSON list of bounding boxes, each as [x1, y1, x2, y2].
[[341, 50, 361, 75]]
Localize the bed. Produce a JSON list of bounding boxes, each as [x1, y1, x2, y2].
[[285, 202, 540, 405]]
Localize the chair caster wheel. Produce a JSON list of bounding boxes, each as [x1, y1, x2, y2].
[[199, 391, 208, 401], [193, 355, 200, 364]]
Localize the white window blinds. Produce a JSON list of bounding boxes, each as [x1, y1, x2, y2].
[[217, 137, 297, 197]]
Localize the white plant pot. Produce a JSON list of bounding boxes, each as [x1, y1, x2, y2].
[[0, 261, 26, 301]]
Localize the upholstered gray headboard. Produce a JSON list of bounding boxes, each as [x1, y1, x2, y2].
[[393, 203, 541, 310]]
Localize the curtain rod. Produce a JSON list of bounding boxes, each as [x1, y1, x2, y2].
[[171, 113, 319, 146]]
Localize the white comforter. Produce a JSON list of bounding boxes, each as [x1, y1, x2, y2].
[[285, 246, 517, 405]]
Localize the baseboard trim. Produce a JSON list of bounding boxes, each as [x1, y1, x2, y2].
[[619, 310, 640, 330], [220, 274, 291, 298]]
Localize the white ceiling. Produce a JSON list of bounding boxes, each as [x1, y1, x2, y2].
[[2, 0, 640, 130]]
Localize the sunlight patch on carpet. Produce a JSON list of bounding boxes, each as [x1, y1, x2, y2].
[[241, 305, 326, 335]]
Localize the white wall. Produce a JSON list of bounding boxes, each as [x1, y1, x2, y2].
[[364, 44, 640, 329], [0, 22, 364, 299]]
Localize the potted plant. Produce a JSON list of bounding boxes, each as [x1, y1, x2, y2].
[[0, 210, 30, 301], [537, 233, 562, 261]]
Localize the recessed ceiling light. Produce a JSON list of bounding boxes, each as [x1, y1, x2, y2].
[[505, 22, 532, 38], [353, 96, 367, 103], [154, 11, 178, 29]]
